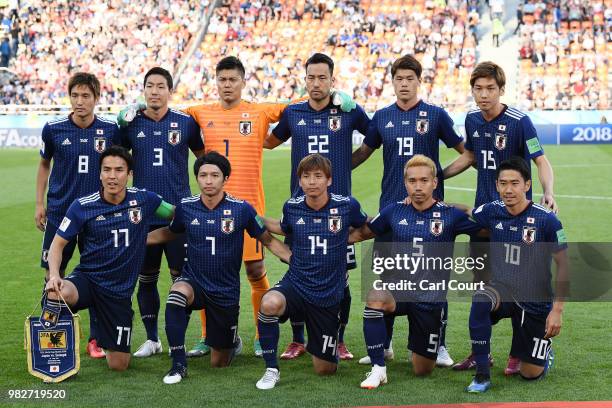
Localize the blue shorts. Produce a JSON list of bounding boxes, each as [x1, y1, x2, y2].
[[394, 302, 444, 360], [270, 277, 340, 363], [66, 272, 134, 353], [41, 217, 80, 270]]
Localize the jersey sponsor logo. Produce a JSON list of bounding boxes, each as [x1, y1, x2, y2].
[[168, 130, 181, 145], [154, 131, 161, 135], [191, 218, 200, 225], [385, 121, 394, 128], [96, 215, 106, 221], [298, 119, 306, 126], [328, 216, 342, 233], [329, 116, 341, 132], [416, 119, 429, 134], [59, 217, 71, 232], [495, 222, 503, 230], [416, 220, 424, 225], [114, 212, 122, 217], [80, 138, 88, 143], [137, 131, 146, 138], [42, 250, 49, 262], [522, 226, 536, 244], [96, 129, 104, 135], [314, 119, 322, 124], [207, 219, 215, 224], [221, 218, 234, 234], [170, 122, 178, 128], [495, 133, 507, 150], [94, 137, 106, 153], [314, 218, 322, 223], [430, 219, 443, 236], [510, 226, 518, 231], [398, 218, 408, 225], [402, 120, 410, 125], [473, 130, 480, 138], [498, 124, 506, 131], [239, 121, 252, 136], [484, 132, 492, 137], [128, 207, 142, 224], [296, 217, 305, 225], [527, 217, 535, 224], [61, 138, 71, 146]]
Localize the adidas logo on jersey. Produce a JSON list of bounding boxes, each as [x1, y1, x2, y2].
[[191, 218, 200, 225], [496, 222, 504, 230], [298, 119, 306, 126], [96, 215, 106, 221], [61, 138, 71, 145], [473, 131, 479, 138], [137, 131, 146, 138], [398, 218, 408, 225], [296, 218, 305, 225], [385, 121, 394, 128]]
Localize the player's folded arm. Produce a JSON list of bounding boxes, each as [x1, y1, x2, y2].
[[257, 231, 292, 264], [261, 216, 285, 236], [348, 223, 376, 244]]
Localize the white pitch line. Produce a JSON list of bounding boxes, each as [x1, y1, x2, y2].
[[445, 186, 612, 200]]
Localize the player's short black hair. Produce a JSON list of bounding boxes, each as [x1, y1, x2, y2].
[[193, 151, 231, 179], [496, 156, 531, 182], [216, 56, 246, 78], [391, 55, 422, 79], [100, 146, 134, 172], [305, 53, 334, 75], [144, 67, 173, 90], [68, 72, 100, 98]]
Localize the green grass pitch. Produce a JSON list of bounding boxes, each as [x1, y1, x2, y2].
[[1, 146, 611, 407]]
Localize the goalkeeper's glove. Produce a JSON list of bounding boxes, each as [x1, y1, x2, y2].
[[331, 89, 357, 112], [116, 97, 147, 128]]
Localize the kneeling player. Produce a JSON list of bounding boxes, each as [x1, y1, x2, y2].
[[255, 154, 368, 389], [465, 157, 567, 392], [349, 155, 482, 388], [45, 146, 174, 371], [146, 152, 291, 384]]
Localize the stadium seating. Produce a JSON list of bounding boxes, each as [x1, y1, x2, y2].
[[1, 0, 209, 105], [516, 0, 610, 110]]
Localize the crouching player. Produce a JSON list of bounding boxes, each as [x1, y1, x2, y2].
[[349, 155, 482, 388], [45, 146, 174, 371], [465, 156, 568, 392], [147, 152, 291, 384], [255, 154, 368, 389]]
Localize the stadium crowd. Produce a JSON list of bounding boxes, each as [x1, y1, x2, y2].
[[0, 0, 208, 105], [517, 0, 611, 110]]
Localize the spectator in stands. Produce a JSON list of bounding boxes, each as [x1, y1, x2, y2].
[[0, 35, 10, 67]]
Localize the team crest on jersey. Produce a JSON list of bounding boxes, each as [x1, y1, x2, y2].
[[430, 219, 444, 236], [416, 119, 429, 134], [221, 218, 234, 234], [329, 116, 341, 132], [495, 133, 507, 150], [522, 226, 536, 244], [94, 137, 106, 153], [168, 130, 181, 145], [328, 216, 342, 233], [239, 121, 252, 136], [128, 207, 142, 224]]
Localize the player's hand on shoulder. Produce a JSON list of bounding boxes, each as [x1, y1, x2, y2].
[[403, 196, 411, 205], [540, 193, 558, 214], [331, 89, 357, 112], [34, 204, 47, 231], [117, 97, 147, 127]]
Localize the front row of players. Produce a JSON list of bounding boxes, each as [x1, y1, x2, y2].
[[45, 147, 566, 392]]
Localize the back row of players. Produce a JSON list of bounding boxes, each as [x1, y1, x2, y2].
[[39, 53, 566, 392]]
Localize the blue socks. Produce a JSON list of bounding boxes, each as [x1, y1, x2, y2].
[[165, 291, 188, 369], [137, 273, 160, 342], [469, 292, 494, 377], [258, 312, 280, 369], [363, 307, 386, 366]]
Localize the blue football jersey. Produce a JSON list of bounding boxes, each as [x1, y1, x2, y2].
[[369, 201, 481, 308], [472, 200, 567, 315], [40, 115, 120, 223], [272, 101, 370, 196], [56, 188, 163, 299], [169, 194, 266, 306], [119, 109, 203, 225], [464, 106, 544, 207], [364, 101, 462, 209], [280, 194, 367, 306]]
